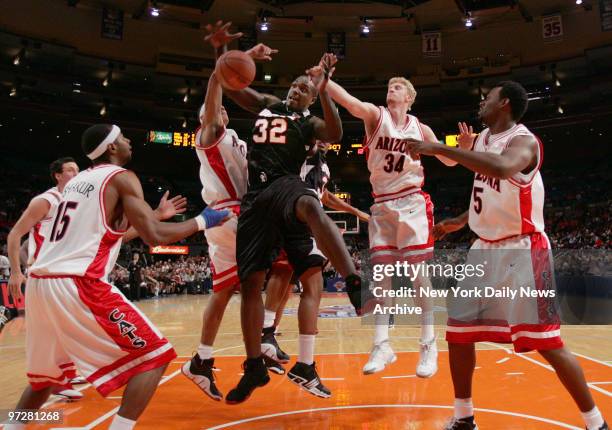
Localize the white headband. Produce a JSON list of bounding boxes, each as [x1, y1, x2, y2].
[[87, 125, 121, 160]]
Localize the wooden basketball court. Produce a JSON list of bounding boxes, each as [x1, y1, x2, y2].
[[1, 294, 611, 429]]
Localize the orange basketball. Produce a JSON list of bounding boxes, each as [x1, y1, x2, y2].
[[215, 50, 256, 91]]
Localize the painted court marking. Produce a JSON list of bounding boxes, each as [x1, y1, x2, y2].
[[27, 348, 612, 430], [203, 404, 582, 430], [587, 382, 612, 398], [381, 374, 417, 379]]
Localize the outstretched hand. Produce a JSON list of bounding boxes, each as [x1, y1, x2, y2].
[[306, 53, 338, 92], [155, 191, 188, 221], [457, 122, 476, 150], [246, 43, 279, 61], [204, 20, 243, 49]]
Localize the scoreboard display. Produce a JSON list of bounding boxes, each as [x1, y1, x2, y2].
[[333, 192, 351, 204], [148, 130, 197, 147]]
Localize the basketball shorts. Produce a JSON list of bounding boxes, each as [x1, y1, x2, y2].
[[446, 232, 563, 353], [25, 276, 176, 396], [237, 175, 326, 281], [205, 205, 240, 292], [369, 190, 434, 264]]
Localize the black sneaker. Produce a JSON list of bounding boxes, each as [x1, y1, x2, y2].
[[261, 326, 290, 363], [443, 416, 478, 430], [345, 275, 379, 316], [287, 362, 331, 399], [225, 357, 270, 404], [264, 355, 285, 375], [181, 355, 223, 401]]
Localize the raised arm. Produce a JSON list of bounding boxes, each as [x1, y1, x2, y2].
[[199, 72, 225, 147], [306, 54, 379, 126], [406, 134, 537, 180], [310, 54, 342, 142], [205, 21, 280, 114], [6, 198, 50, 299]]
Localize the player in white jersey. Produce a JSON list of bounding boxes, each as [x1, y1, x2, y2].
[[6, 157, 85, 401], [5, 124, 230, 430], [408, 81, 607, 430], [182, 60, 249, 401], [310, 53, 467, 377]]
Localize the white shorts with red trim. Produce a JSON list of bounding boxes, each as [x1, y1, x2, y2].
[[446, 232, 563, 353], [205, 206, 240, 292], [369, 190, 434, 264], [25, 276, 176, 396]]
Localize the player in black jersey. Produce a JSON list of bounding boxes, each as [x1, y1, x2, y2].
[[205, 22, 370, 404], [260, 140, 370, 387]]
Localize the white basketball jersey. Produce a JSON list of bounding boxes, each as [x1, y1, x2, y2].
[[31, 164, 127, 279], [365, 107, 425, 201], [195, 127, 248, 209], [468, 124, 545, 241], [27, 187, 62, 265]]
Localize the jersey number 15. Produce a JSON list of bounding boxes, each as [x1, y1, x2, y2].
[[50, 201, 79, 242], [253, 118, 288, 144]]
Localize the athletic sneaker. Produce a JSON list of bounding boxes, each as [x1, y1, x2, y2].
[[287, 362, 331, 398], [0, 306, 12, 332], [181, 355, 223, 401], [443, 416, 478, 430], [591, 422, 609, 430], [70, 376, 87, 385], [261, 326, 290, 363], [362, 340, 397, 375], [226, 357, 270, 404], [264, 355, 285, 375], [416, 337, 438, 378], [52, 387, 83, 401]]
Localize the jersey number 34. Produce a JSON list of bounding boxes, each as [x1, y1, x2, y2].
[[253, 117, 288, 145]]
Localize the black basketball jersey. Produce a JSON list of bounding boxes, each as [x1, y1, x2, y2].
[[300, 151, 330, 199], [247, 102, 315, 190]]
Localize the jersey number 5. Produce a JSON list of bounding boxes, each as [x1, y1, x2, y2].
[[472, 187, 483, 214], [50, 201, 79, 242], [253, 118, 288, 144]]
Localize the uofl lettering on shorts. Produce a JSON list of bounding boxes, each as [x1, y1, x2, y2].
[[26, 276, 177, 396]]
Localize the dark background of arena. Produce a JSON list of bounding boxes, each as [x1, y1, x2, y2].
[[0, 0, 610, 296]]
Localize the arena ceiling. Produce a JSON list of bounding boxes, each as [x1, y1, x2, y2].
[[71, 0, 590, 31]]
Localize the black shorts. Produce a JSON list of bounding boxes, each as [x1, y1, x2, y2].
[[237, 175, 326, 281]]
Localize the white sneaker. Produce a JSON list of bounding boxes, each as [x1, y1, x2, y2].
[[416, 337, 438, 378], [70, 376, 87, 385], [53, 388, 83, 401], [362, 340, 397, 375]]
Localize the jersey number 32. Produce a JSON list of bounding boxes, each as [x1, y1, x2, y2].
[[253, 118, 288, 145]]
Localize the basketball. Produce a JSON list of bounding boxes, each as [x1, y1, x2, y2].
[[215, 50, 256, 91]]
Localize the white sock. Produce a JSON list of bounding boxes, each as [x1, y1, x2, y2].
[[298, 334, 315, 365], [374, 313, 390, 345], [420, 310, 435, 342], [197, 343, 213, 360], [582, 406, 605, 430], [263, 309, 276, 329], [454, 398, 474, 419], [109, 414, 136, 430]]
